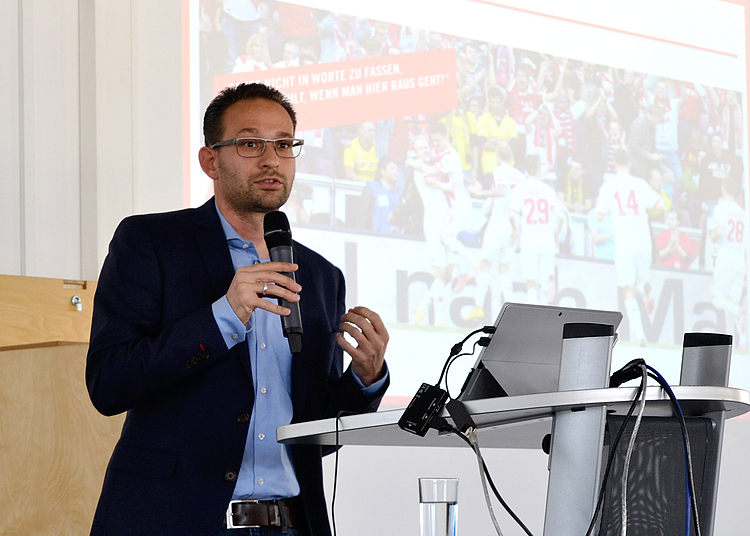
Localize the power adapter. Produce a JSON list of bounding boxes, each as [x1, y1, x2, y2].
[[398, 383, 448, 437], [446, 399, 476, 434]]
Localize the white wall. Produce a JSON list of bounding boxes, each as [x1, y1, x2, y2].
[[1, 0, 82, 278], [0, 0, 22, 276], [0, 0, 184, 281], [2, 0, 748, 534]]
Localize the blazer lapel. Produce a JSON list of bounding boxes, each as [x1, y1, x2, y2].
[[192, 198, 235, 296], [192, 199, 254, 381]]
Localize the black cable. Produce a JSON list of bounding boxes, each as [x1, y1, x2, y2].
[[443, 340, 481, 398], [436, 325, 495, 387], [446, 426, 535, 536], [646, 367, 702, 536], [584, 371, 646, 536]]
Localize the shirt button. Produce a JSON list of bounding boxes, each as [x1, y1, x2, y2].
[[225, 471, 237, 482], [237, 413, 250, 423], [260, 387, 267, 394], [260, 343, 266, 349], [258, 433, 265, 440], [231, 333, 239, 340], [258, 478, 264, 485], [242, 243, 249, 249]]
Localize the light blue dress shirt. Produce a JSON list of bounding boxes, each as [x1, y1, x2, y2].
[[211, 204, 386, 500]]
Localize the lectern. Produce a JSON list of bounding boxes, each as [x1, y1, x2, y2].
[[0, 275, 124, 535], [278, 321, 749, 536]]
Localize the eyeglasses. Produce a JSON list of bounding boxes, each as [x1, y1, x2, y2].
[[210, 137, 304, 158]]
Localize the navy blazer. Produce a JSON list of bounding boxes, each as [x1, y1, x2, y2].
[[86, 199, 387, 536]]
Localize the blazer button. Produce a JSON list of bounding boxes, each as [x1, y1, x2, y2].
[[225, 471, 237, 482], [237, 413, 250, 423]]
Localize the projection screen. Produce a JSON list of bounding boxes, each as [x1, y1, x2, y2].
[[185, 0, 750, 403]]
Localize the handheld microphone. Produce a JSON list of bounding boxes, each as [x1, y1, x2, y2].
[[263, 211, 303, 354]]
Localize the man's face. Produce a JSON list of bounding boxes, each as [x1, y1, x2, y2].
[[283, 43, 300, 63], [595, 100, 607, 117], [360, 122, 376, 143], [336, 16, 354, 33], [537, 106, 550, 126], [609, 122, 621, 140], [465, 45, 478, 64], [414, 138, 430, 160], [570, 161, 583, 180], [666, 211, 680, 229], [468, 98, 481, 116], [555, 91, 569, 110], [490, 95, 505, 114], [515, 70, 528, 91], [712, 135, 723, 155], [375, 22, 389, 36], [428, 33, 444, 50], [431, 132, 447, 151], [649, 169, 663, 190], [211, 98, 296, 215], [382, 162, 399, 185], [656, 81, 668, 100]]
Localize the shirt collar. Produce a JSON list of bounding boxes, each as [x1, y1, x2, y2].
[[214, 200, 257, 253]]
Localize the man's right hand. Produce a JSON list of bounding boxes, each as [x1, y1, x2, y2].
[[225, 262, 301, 325]]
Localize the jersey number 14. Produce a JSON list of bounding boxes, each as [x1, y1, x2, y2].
[[614, 190, 639, 216]]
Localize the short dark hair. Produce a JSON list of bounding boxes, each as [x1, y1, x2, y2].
[[430, 121, 448, 137], [723, 176, 742, 198], [487, 86, 507, 101], [203, 83, 297, 147], [497, 141, 513, 163], [524, 154, 541, 177], [613, 147, 630, 167], [667, 208, 682, 223], [376, 156, 395, 179]]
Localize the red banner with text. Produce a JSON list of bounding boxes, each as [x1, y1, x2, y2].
[[213, 48, 457, 131]]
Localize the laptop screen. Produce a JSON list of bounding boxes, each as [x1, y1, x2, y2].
[[458, 303, 622, 400]]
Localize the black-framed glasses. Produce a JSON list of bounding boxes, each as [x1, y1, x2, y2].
[[210, 137, 304, 158]]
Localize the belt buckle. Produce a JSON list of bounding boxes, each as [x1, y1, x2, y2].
[[226, 499, 260, 529]]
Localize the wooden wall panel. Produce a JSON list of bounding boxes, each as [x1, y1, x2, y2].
[[0, 274, 122, 534], [0, 344, 124, 535], [0, 275, 96, 349]]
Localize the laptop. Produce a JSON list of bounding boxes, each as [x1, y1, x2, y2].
[[458, 302, 622, 400]]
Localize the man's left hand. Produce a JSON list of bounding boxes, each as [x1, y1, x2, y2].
[[336, 306, 388, 387]]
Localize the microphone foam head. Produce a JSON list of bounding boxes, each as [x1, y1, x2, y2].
[[264, 211, 292, 248]]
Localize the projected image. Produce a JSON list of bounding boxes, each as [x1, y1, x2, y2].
[[195, 1, 747, 353]]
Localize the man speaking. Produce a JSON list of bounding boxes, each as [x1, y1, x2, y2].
[[86, 83, 389, 536]]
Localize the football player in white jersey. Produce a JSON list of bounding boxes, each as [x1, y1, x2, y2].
[[406, 135, 451, 325], [711, 177, 748, 346], [509, 154, 563, 304], [596, 148, 664, 345], [430, 123, 476, 324], [464, 142, 525, 320]]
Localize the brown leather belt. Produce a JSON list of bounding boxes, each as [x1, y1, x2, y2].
[[225, 497, 303, 529]]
